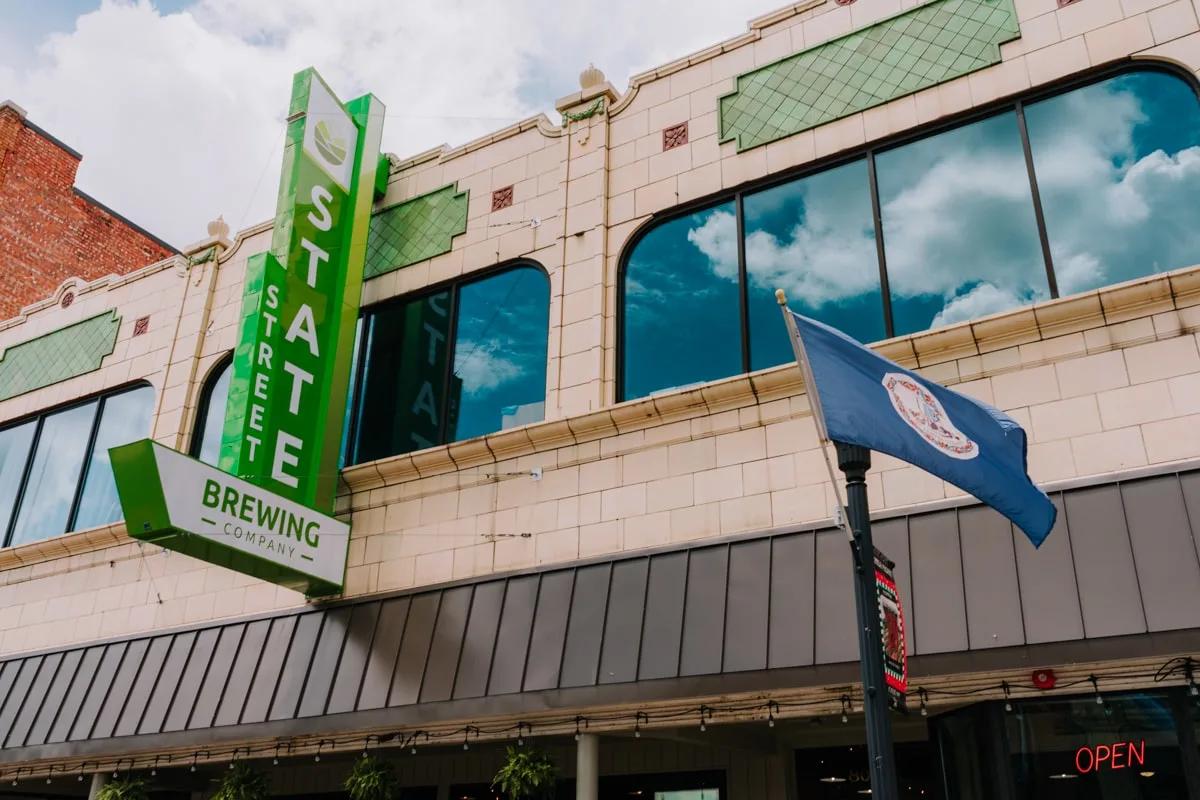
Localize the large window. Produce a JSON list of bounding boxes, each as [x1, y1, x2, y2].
[[347, 263, 550, 465], [0, 384, 155, 548], [192, 356, 232, 466], [620, 66, 1200, 401]]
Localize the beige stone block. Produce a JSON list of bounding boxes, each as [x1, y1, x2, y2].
[[720, 494, 773, 534], [882, 467, 946, 508], [1058, 0, 1125, 38], [494, 536, 536, 571], [1055, 350, 1129, 399], [580, 458, 621, 493], [715, 427, 767, 466], [623, 511, 673, 551], [851, 0, 904, 27], [1125, 335, 1200, 384], [1168, 372, 1200, 415], [634, 177, 679, 217], [535, 527, 579, 565], [1030, 395, 1103, 442], [1026, 35, 1090, 85], [622, 447, 669, 485], [413, 550, 453, 586], [690, 110, 720, 141], [646, 474, 695, 513], [937, 76, 975, 118], [765, 131, 817, 174], [1085, 15, 1154, 63], [1121, 0, 1177, 15], [1070, 427, 1148, 474], [561, 316, 603, 357], [670, 501, 722, 542], [648, 96, 691, 135], [804, 4, 852, 45], [1142, 414, 1200, 462], [754, 29, 794, 66], [611, 110, 649, 148], [1096, 381, 1175, 429], [814, 115, 866, 159], [609, 141, 637, 171], [691, 133, 721, 168], [967, 58, 1031, 105], [671, 62, 713, 98], [648, 144, 693, 183], [453, 543, 494, 579], [770, 483, 828, 525], [862, 104, 892, 143], [580, 520, 622, 557], [677, 162, 723, 203], [184, 594, 216, 624], [721, 147, 768, 189], [667, 437, 716, 476], [1027, 439, 1078, 483], [992, 364, 1060, 409], [610, 160, 649, 195], [694, 464, 745, 504], [601, 483, 647, 521]]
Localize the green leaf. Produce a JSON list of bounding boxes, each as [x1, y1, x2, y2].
[[345, 755, 400, 800], [491, 747, 558, 800], [213, 763, 270, 800], [96, 777, 149, 800]]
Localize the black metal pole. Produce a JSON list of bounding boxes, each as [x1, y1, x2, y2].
[[836, 441, 901, 800]]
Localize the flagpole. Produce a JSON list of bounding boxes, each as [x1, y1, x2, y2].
[[776, 290, 901, 800]]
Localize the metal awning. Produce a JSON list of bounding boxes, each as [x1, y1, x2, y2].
[[2, 466, 1199, 763]]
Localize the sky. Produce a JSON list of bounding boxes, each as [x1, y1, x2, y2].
[[0, 0, 790, 248]]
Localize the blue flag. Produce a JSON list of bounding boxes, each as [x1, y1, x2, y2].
[[786, 309, 1057, 548]]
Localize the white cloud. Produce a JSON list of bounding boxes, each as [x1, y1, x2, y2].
[[453, 338, 525, 395], [0, 0, 790, 248], [930, 283, 1023, 328]]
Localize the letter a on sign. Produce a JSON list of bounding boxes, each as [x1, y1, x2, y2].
[[220, 69, 386, 513]]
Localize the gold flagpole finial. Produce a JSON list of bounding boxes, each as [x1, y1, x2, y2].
[[775, 288, 787, 306]]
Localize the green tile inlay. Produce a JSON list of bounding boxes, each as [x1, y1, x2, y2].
[[364, 183, 469, 279], [0, 310, 121, 402], [719, 0, 1019, 152]]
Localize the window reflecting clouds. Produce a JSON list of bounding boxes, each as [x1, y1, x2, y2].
[[1, 385, 156, 549], [623, 202, 742, 400], [74, 386, 156, 530], [618, 68, 1200, 402], [8, 402, 98, 547], [742, 160, 884, 370], [349, 263, 550, 465], [195, 360, 231, 466], [876, 111, 1048, 336], [1025, 71, 1200, 293]]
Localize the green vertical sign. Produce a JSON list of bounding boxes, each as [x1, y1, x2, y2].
[[222, 69, 385, 514]]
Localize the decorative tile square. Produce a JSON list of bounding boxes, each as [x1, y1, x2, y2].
[[133, 316, 150, 337], [492, 185, 514, 211], [663, 122, 689, 151], [719, 0, 1021, 152], [364, 184, 470, 279]]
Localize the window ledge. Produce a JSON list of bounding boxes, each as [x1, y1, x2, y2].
[[340, 263, 1200, 503], [0, 522, 128, 575]]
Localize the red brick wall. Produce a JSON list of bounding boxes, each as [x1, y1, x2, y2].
[[0, 106, 176, 320]]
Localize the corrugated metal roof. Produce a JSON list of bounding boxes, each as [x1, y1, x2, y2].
[[1, 468, 1199, 763]]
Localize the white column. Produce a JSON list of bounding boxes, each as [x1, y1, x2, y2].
[[88, 773, 108, 800], [576, 733, 599, 800]]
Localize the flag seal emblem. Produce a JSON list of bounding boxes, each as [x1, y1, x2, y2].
[[881, 372, 979, 460]]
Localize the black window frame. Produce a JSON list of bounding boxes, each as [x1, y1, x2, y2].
[[189, 352, 234, 461], [345, 258, 552, 467], [616, 61, 1200, 402], [0, 381, 155, 549]]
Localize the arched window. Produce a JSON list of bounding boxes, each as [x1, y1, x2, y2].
[[619, 66, 1200, 401], [192, 356, 232, 467], [348, 262, 551, 465], [0, 383, 155, 548]]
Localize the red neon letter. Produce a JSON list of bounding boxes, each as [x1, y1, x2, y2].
[[1111, 742, 1126, 769], [1095, 744, 1110, 769], [1129, 740, 1145, 767], [1076, 746, 1094, 773]]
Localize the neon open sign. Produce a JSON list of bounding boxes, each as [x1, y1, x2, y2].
[[1075, 740, 1146, 773]]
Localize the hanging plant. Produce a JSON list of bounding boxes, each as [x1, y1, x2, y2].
[[492, 747, 558, 800], [212, 763, 270, 800], [345, 754, 399, 800], [96, 777, 150, 800]]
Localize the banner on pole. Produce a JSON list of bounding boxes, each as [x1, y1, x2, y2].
[[874, 547, 908, 711]]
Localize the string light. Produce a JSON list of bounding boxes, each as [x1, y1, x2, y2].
[[7, 657, 1200, 784]]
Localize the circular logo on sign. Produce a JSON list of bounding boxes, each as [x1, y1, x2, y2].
[[881, 372, 979, 460]]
